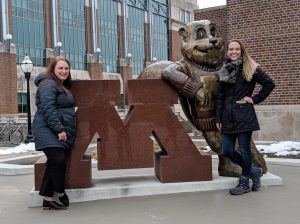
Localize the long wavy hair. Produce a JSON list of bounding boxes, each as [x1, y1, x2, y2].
[[45, 56, 72, 92], [227, 39, 258, 81]]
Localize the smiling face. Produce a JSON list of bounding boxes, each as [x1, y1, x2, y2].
[[54, 60, 70, 82], [227, 41, 242, 61]]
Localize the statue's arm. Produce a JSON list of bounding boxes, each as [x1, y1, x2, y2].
[[161, 63, 202, 99]]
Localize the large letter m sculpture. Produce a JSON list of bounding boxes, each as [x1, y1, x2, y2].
[[35, 79, 212, 190]]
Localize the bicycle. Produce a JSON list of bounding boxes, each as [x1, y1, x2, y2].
[[0, 120, 24, 145]]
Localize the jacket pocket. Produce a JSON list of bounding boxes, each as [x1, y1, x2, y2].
[[234, 103, 255, 126]]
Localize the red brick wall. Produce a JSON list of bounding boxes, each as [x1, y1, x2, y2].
[[45, 0, 52, 48], [169, 29, 183, 62], [88, 62, 103, 80], [194, 6, 227, 43], [86, 6, 92, 55], [145, 22, 150, 63], [195, 1, 300, 105], [227, 0, 300, 105], [0, 53, 18, 114]]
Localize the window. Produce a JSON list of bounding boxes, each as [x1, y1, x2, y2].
[[128, 6, 146, 76], [128, 0, 147, 10], [60, 0, 87, 70], [17, 93, 27, 113], [12, 0, 45, 66], [98, 0, 119, 73], [180, 9, 191, 24], [151, 0, 169, 17], [151, 15, 169, 61]]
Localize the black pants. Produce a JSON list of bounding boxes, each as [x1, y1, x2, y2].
[[39, 148, 68, 197]]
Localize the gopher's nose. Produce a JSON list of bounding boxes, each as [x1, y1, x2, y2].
[[209, 37, 217, 46]]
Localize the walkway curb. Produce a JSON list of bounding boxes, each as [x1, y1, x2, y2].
[[28, 169, 283, 207]]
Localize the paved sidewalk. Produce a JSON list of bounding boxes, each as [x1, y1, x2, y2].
[[0, 161, 300, 224]]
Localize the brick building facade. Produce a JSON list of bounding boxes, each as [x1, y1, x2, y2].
[[194, 5, 227, 44], [0, 52, 18, 114], [195, 0, 300, 105], [0, 0, 199, 117], [195, 0, 300, 140]]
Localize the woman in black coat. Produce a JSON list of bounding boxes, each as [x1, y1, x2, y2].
[[216, 40, 275, 195], [32, 57, 76, 209]]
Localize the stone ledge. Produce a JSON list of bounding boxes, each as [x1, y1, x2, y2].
[[1, 154, 300, 176], [263, 158, 300, 166], [28, 170, 283, 207], [0, 163, 34, 175]]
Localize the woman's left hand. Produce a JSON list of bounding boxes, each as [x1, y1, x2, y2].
[[243, 96, 253, 104], [58, 131, 67, 141]]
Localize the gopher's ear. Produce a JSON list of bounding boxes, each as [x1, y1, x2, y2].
[[178, 27, 187, 38]]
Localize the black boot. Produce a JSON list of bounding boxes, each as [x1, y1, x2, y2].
[[229, 176, 250, 195], [250, 167, 263, 191], [43, 200, 67, 210], [59, 193, 69, 207]]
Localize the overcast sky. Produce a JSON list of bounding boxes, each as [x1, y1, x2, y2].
[[197, 0, 226, 9]]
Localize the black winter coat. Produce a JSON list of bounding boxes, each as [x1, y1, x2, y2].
[[216, 66, 275, 134], [32, 74, 76, 151]]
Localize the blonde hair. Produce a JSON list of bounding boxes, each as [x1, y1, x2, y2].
[[227, 39, 258, 81]]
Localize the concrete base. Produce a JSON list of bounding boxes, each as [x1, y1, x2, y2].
[[28, 169, 283, 207], [0, 163, 34, 175], [263, 158, 300, 167], [0, 144, 97, 175], [0, 153, 42, 175]]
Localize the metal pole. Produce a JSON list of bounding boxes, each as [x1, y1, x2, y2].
[[1, 0, 8, 40], [52, 0, 58, 47], [24, 72, 34, 143], [122, 0, 128, 61], [91, 0, 97, 54], [1, 0, 10, 52], [121, 0, 128, 116], [148, 0, 153, 62]]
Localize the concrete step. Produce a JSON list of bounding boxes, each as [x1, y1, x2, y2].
[[28, 168, 283, 207]]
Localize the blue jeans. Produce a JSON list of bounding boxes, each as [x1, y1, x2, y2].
[[221, 131, 253, 177]]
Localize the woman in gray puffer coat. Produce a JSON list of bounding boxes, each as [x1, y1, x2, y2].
[[32, 57, 76, 210]]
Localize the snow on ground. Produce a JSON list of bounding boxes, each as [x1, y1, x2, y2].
[[0, 143, 35, 155], [256, 141, 300, 156], [0, 141, 300, 157]]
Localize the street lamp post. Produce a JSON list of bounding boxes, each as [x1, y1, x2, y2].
[[94, 48, 101, 62], [5, 34, 12, 52], [55, 41, 62, 56], [126, 53, 132, 66], [20, 55, 34, 143]]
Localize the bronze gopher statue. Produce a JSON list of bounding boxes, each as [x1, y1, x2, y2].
[[139, 20, 267, 177]]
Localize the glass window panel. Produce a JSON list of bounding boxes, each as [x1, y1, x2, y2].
[[151, 14, 168, 61], [18, 93, 27, 113], [98, 0, 119, 73], [186, 11, 191, 23], [12, 0, 45, 66], [60, 0, 87, 70], [22, 1, 28, 8], [128, 6, 145, 76], [12, 7, 17, 16]]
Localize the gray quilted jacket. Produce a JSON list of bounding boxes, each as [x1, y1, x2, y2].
[[32, 74, 76, 151]]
